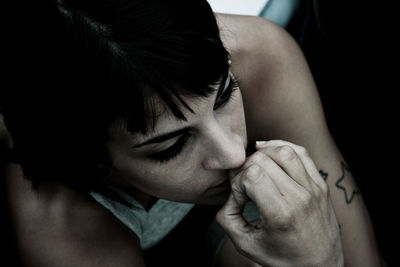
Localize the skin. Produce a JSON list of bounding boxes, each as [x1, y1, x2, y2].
[[1, 14, 385, 267], [217, 140, 343, 266], [106, 71, 247, 207], [214, 14, 384, 267]]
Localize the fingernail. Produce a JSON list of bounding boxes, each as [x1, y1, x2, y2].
[[255, 141, 268, 148]]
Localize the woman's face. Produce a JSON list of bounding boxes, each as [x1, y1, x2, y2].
[[106, 71, 247, 205]]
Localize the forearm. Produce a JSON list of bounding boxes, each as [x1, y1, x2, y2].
[[311, 140, 383, 266]]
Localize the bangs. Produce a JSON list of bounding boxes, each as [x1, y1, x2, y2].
[[56, 0, 231, 135], [118, 58, 230, 136], [108, 32, 231, 135]]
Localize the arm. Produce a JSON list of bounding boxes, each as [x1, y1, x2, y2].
[[235, 17, 384, 266], [215, 14, 384, 266], [5, 161, 146, 267]]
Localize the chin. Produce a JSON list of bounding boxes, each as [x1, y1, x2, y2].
[[196, 189, 230, 206]]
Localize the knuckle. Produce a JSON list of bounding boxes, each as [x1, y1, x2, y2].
[[270, 210, 296, 231], [319, 181, 330, 196], [299, 191, 313, 207], [297, 191, 319, 216], [275, 145, 297, 161], [249, 152, 268, 165], [310, 179, 330, 200], [242, 164, 263, 186], [297, 145, 309, 156]]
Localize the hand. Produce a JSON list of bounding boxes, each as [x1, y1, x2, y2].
[[216, 140, 344, 267]]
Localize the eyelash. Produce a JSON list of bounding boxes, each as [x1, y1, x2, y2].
[[214, 75, 239, 110], [149, 131, 191, 163], [149, 75, 240, 163]]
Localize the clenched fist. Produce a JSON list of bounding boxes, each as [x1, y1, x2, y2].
[[216, 140, 344, 267]]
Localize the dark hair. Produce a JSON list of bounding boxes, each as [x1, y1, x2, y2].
[[1, 0, 230, 194]]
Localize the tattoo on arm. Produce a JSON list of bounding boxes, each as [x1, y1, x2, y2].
[[319, 161, 360, 204], [336, 161, 360, 204]]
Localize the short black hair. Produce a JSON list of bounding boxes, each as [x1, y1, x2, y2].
[[1, 0, 230, 194]]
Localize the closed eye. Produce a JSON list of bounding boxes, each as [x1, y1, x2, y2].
[[148, 131, 191, 163], [214, 73, 239, 110], [145, 72, 240, 164]]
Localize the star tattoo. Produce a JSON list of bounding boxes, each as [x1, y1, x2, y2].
[[335, 161, 360, 204]]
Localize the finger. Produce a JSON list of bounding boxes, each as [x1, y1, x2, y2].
[[242, 152, 306, 201], [216, 190, 249, 240], [255, 143, 312, 190], [257, 140, 326, 189], [231, 163, 288, 220]]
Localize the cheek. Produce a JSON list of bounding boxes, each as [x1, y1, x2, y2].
[[114, 157, 213, 201]]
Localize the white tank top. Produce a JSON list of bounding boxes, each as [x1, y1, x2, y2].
[[90, 187, 194, 250]]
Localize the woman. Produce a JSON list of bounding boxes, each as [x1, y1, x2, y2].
[[1, 0, 385, 266]]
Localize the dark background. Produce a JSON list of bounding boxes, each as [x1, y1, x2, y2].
[[287, 0, 398, 266]]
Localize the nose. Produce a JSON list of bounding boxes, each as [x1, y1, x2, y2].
[[201, 124, 246, 170]]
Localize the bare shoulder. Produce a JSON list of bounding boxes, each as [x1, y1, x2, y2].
[[216, 13, 325, 143], [5, 163, 145, 267], [214, 13, 297, 82], [215, 13, 290, 51]]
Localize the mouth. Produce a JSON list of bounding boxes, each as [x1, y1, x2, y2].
[[202, 178, 232, 203]]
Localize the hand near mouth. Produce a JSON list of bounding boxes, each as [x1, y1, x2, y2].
[[216, 140, 344, 267]]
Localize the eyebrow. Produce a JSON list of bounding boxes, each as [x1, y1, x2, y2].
[[132, 70, 231, 149]]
